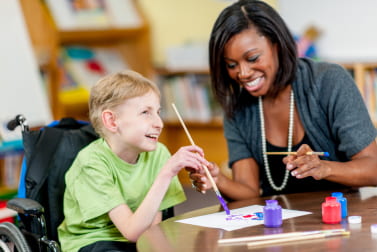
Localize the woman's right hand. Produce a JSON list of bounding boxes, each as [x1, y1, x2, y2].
[[188, 162, 220, 193]]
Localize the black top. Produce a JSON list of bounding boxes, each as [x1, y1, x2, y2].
[[261, 134, 346, 196]]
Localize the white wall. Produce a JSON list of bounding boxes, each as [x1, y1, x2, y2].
[[278, 0, 377, 62], [0, 0, 52, 127]]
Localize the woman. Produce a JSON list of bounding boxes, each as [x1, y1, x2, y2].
[[191, 0, 377, 199]]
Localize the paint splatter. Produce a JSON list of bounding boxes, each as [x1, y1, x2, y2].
[[226, 212, 264, 221]]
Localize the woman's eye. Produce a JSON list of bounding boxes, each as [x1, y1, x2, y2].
[[248, 55, 259, 63], [226, 62, 236, 69]]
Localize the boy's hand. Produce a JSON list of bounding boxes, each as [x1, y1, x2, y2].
[[164, 145, 210, 177]]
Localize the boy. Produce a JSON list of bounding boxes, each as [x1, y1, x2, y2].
[[58, 70, 209, 251]]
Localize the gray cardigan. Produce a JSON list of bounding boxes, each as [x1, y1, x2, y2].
[[224, 58, 376, 167]]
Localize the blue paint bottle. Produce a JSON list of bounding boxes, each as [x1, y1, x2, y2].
[[263, 200, 282, 228], [331, 192, 347, 219]]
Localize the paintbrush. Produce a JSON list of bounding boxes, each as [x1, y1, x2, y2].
[[171, 103, 230, 215], [218, 229, 347, 245], [246, 229, 350, 248], [265, 151, 330, 157]]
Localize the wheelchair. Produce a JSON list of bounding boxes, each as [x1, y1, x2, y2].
[[1, 115, 98, 251], [0, 115, 175, 252]]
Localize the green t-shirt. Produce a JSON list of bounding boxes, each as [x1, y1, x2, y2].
[[58, 139, 185, 252]]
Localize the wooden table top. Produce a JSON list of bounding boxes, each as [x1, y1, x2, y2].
[[137, 188, 377, 251]]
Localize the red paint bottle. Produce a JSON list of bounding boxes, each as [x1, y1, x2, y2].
[[322, 196, 341, 224]]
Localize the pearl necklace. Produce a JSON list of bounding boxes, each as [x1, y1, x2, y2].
[[259, 90, 294, 191]]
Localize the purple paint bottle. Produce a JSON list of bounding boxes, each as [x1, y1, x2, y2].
[[263, 200, 282, 228]]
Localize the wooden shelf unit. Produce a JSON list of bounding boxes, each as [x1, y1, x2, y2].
[[20, 0, 153, 121]]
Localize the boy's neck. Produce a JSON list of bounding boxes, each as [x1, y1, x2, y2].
[[104, 138, 140, 164]]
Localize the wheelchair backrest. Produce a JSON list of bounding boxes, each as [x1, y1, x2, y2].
[[19, 118, 98, 242]]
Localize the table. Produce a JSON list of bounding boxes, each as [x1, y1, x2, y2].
[[137, 187, 377, 251]]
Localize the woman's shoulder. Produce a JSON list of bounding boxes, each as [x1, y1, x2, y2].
[[298, 58, 347, 76], [297, 58, 354, 91]]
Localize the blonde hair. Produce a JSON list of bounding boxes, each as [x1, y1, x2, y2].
[[89, 70, 160, 138]]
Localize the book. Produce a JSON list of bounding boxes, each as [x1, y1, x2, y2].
[[159, 74, 215, 122], [59, 46, 129, 105], [45, 0, 142, 30]]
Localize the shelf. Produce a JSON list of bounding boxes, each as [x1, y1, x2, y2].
[[0, 188, 17, 200], [59, 26, 148, 44], [21, 0, 153, 120], [163, 119, 223, 128], [155, 68, 209, 76]]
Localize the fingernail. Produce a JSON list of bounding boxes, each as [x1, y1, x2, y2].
[[287, 164, 293, 170], [291, 171, 296, 176], [201, 190, 206, 194]]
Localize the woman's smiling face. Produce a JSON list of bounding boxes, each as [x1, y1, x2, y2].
[[223, 27, 279, 97]]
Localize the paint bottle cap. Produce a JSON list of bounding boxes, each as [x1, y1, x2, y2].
[[348, 216, 362, 224], [371, 224, 377, 234], [331, 192, 343, 198]]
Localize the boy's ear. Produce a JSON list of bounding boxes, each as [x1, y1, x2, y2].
[[102, 110, 117, 133]]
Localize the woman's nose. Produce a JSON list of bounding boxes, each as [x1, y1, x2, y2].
[[238, 63, 252, 79]]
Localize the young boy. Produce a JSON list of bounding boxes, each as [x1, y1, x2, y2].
[[58, 70, 209, 252]]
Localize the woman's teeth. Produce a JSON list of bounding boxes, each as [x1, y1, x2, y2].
[[246, 77, 260, 87]]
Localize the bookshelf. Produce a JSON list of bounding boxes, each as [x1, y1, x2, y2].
[[341, 62, 377, 126], [20, 0, 153, 120], [0, 142, 23, 197], [156, 69, 222, 122]]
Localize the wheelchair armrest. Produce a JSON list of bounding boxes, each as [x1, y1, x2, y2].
[[7, 198, 44, 216]]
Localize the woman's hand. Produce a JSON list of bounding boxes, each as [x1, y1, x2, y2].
[[164, 145, 210, 177], [187, 162, 220, 193], [283, 144, 329, 180]]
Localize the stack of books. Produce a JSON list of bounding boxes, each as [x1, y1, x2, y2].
[[45, 0, 142, 30], [58, 46, 129, 106]]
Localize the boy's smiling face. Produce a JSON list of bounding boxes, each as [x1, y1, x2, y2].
[[109, 90, 163, 163]]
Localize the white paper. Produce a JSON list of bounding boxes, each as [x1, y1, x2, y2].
[[177, 205, 311, 231]]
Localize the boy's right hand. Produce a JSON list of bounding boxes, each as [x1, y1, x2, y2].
[[164, 145, 210, 177], [188, 162, 220, 193]]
